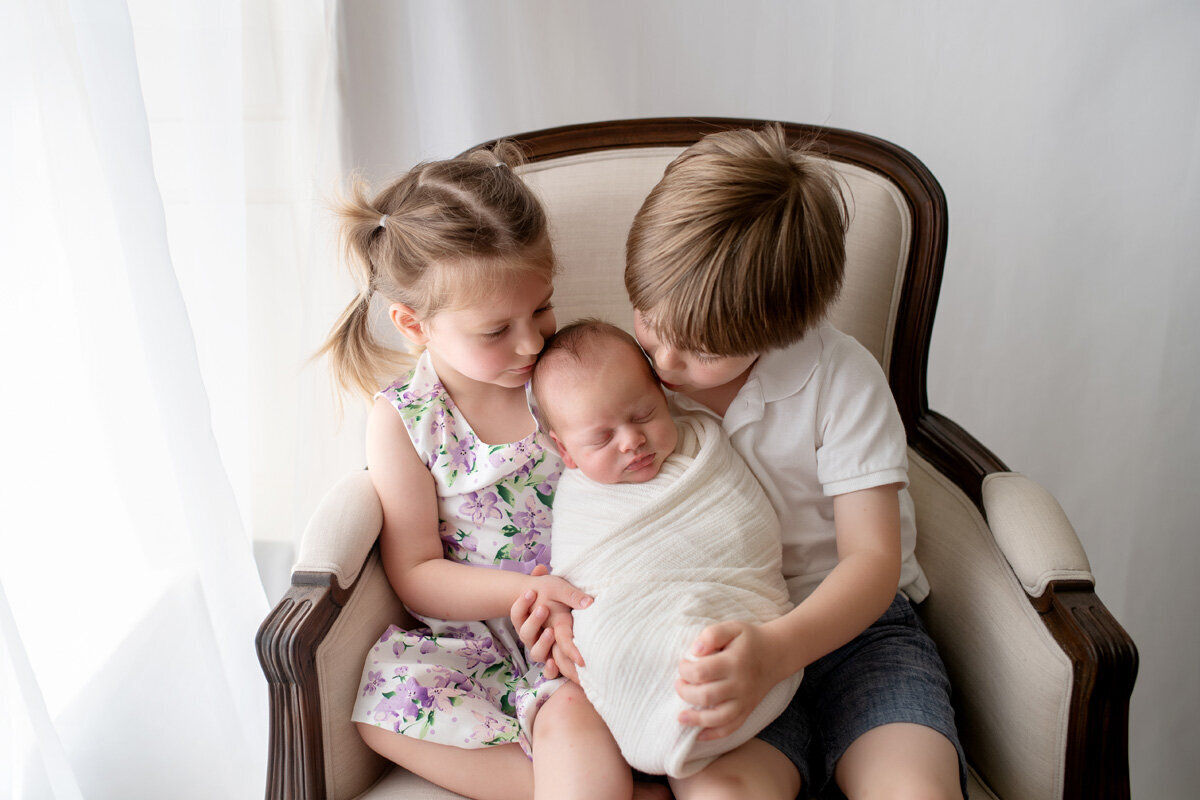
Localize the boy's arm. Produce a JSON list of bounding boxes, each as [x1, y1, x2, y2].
[[676, 483, 902, 739]]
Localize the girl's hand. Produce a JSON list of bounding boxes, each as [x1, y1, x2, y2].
[[510, 565, 591, 677], [674, 619, 784, 741]]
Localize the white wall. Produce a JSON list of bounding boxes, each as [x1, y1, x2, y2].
[[325, 1, 1200, 795]]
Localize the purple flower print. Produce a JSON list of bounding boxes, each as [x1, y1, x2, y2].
[[447, 436, 476, 473], [371, 694, 408, 729], [469, 709, 516, 744], [511, 495, 551, 530], [460, 637, 497, 670], [503, 531, 550, 573], [536, 470, 561, 497], [429, 407, 447, 435], [362, 670, 386, 697], [442, 622, 479, 639], [393, 680, 434, 718], [459, 491, 502, 526]]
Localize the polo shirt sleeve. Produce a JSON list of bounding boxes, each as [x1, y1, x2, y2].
[[814, 335, 909, 497]]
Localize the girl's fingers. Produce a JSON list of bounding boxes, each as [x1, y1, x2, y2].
[[542, 656, 560, 680], [551, 642, 580, 684], [529, 626, 555, 664], [510, 589, 535, 630], [551, 619, 585, 666], [517, 602, 549, 649], [546, 579, 593, 610]]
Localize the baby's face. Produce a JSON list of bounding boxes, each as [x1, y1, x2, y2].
[[547, 347, 678, 485]]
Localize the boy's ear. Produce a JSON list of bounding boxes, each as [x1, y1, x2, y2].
[[548, 431, 577, 469], [389, 303, 428, 346]]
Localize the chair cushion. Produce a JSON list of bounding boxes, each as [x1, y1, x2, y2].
[[982, 472, 1093, 597], [349, 762, 998, 798]]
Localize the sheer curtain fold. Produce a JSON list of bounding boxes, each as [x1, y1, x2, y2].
[[2, 0, 337, 796]]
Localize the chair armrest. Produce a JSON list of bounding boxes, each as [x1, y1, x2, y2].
[[294, 469, 383, 590], [909, 411, 1136, 800], [257, 469, 401, 800], [981, 472, 1093, 598]]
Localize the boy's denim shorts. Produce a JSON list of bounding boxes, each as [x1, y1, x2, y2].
[[756, 593, 969, 798]]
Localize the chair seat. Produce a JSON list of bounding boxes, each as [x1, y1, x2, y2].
[[352, 765, 999, 799]]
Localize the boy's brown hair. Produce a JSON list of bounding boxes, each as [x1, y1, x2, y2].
[[625, 124, 848, 356]]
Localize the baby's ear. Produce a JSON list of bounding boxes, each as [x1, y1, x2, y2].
[[548, 431, 577, 469]]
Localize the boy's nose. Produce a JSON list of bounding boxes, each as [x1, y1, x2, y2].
[[655, 344, 682, 371]]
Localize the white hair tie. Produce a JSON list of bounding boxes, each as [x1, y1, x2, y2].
[[378, 214, 388, 228]]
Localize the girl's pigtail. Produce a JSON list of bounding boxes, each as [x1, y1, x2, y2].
[[317, 176, 409, 402]]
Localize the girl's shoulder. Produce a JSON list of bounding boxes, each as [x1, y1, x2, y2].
[[376, 352, 446, 416]]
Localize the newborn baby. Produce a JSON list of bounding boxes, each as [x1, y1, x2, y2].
[[532, 319, 801, 778]]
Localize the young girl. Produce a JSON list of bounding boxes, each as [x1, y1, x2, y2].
[[618, 126, 968, 799], [320, 144, 656, 800]]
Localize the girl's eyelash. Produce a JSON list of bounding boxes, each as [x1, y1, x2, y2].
[[535, 303, 554, 314], [482, 327, 507, 339], [694, 354, 720, 364]]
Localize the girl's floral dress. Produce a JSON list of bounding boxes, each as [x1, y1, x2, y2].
[[350, 352, 565, 756]]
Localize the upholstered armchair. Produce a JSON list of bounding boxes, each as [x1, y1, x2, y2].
[[256, 118, 1137, 799]]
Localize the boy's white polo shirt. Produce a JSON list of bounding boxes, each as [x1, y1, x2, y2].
[[671, 323, 929, 605]]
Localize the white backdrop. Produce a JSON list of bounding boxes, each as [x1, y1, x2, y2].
[[290, 1, 1197, 797]]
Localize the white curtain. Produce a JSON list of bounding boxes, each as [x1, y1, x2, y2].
[[1, 0, 339, 796]]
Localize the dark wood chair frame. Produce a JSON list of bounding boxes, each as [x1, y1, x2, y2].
[[256, 117, 1137, 799]]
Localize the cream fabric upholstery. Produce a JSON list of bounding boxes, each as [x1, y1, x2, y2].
[[909, 453, 1072, 799], [316, 548, 409, 798], [295, 469, 383, 590], [982, 472, 1093, 597], [347, 759, 998, 799]]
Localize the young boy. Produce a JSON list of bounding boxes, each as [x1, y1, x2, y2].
[[623, 125, 967, 799], [529, 319, 801, 782]]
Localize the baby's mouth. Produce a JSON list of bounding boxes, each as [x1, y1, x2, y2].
[[626, 453, 656, 472]]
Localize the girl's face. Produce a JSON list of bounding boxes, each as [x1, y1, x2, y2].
[[417, 270, 556, 391], [632, 310, 758, 398]]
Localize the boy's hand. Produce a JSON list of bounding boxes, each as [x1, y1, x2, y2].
[[674, 619, 782, 741], [510, 565, 590, 678]]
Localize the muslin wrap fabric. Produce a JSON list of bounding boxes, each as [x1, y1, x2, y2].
[[550, 411, 801, 777]]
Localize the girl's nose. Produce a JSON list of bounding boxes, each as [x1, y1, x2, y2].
[[515, 323, 544, 355]]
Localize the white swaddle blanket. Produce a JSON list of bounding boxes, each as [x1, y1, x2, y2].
[[550, 411, 801, 778]]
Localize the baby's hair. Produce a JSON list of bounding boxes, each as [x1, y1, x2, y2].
[[531, 319, 655, 432], [319, 141, 555, 399], [625, 123, 849, 356]]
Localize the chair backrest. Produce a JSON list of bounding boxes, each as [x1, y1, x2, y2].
[[499, 118, 949, 440]]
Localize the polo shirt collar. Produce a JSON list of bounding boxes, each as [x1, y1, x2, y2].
[[669, 325, 824, 431], [753, 324, 824, 403]]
